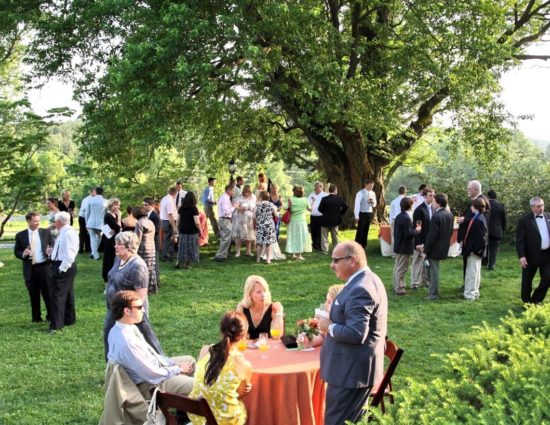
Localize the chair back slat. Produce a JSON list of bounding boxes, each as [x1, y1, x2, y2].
[[370, 339, 404, 408], [156, 391, 218, 425]]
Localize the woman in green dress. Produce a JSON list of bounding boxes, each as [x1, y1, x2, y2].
[[285, 185, 312, 260], [189, 311, 252, 425]]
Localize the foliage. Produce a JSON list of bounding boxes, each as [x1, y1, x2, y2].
[[369, 304, 550, 424], [25, 0, 550, 224], [0, 225, 526, 424]]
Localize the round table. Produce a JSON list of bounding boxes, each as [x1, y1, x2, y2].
[[242, 339, 326, 425]]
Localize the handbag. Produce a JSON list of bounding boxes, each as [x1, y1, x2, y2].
[[143, 387, 166, 425], [281, 209, 291, 224]]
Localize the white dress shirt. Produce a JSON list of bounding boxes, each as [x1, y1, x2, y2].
[[218, 193, 235, 218], [308, 191, 328, 216], [175, 190, 187, 209], [354, 189, 377, 220], [51, 224, 79, 272], [107, 321, 181, 385], [159, 194, 176, 221], [28, 229, 47, 264], [534, 213, 550, 250], [389, 195, 405, 225]]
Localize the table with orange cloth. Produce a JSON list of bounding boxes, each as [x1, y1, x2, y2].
[[242, 340, 326, 425]]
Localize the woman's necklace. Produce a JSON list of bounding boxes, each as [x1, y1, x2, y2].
[[119, 255, 133, 268]]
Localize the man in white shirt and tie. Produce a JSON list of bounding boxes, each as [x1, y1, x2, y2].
[[47, 211, 79, 334], [354, 179, 377, 249], [107, 290, 195, 398], [175, 181, 187, 210], [214, 185, 236, 261], [389, 186, 407, 252], [307, 181, 328, 251], [14, 212, 53, 323]]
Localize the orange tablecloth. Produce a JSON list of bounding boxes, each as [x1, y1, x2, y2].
[[242, 340, 326, 425]]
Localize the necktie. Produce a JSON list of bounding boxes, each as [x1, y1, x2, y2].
[[30, 231, 37, 265], [535, 215, 543, 219], [176, 192, 180, 207]]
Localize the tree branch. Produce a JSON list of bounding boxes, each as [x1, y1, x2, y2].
[[514, 54, 550, 60]]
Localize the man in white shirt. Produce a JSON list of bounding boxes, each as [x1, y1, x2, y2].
[[389, 186, 407, 252], [159, 187, 178, 261], [47, 211, 79, 334], [85, 186, 106, 260], [214, 185, 236, 261], [107, 290, 195, 398], [201, 177, 219, 237], [175, 181, 187, 210], [14, 212, 53, 322], [78, 188, 93, 254], [411, 183, 427, 211], [307, 182, 328, 251], [354, 179, 377, 249]]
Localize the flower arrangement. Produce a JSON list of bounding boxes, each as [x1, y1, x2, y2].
[[295, 317, 319, 349]]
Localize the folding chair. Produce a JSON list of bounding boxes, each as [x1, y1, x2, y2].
[[154, 390, 218, 425], [369, 338, 404, 413]]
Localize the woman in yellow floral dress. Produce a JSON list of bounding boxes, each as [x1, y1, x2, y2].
[[189, 311, 252, 425]]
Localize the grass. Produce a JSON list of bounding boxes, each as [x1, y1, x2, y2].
[[0, 227, 524, 424]]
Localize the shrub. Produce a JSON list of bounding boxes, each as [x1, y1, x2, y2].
[[366, 304, 550, 424]]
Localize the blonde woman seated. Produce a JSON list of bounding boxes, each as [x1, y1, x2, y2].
[[236, 275, 284, 340], [189, 311, 252, 425], [305, 284, 345, 347]]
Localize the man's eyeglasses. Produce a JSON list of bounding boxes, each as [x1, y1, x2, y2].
[[331, 256, 353, 264], [130, 304, 144, 310]]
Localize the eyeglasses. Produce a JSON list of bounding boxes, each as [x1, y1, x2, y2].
[[331, 256, 353, 264], [130, 304, 143, 310]]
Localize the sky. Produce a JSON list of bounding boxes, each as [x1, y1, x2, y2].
[[28, 56, 550, 142]]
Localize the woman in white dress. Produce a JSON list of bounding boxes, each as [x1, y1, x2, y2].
[[232, 185, 256, 257]]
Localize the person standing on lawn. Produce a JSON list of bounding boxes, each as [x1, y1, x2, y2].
[[318, 241, 388, 425]]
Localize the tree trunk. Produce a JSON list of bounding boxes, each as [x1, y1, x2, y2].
[[309, 129, 388, 230]]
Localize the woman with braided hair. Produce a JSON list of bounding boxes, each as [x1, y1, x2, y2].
[[189, 311, 253, 425]]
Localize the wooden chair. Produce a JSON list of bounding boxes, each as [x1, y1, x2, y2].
[[369, 338, 404, 413], [155, 390, 218, 425]]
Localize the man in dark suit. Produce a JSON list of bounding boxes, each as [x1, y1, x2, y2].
[[487, 189, 506, 270], [516, 197, 550, 304], [14, 212, 53, 322], [318, 183, 349, 254], [423, 193, 454, 300], [318, 241, 388, 424], [411, 187, 434, 289], [393, 197, 421, 295]]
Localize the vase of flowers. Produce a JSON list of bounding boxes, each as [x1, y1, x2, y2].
[[295, 317, 319, 350]]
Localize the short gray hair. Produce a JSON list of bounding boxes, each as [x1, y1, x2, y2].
[[54, 211, 71, 225], [114, 231, 140, 253], [530, 196, 544, 207], [468, 180, 481, 193]]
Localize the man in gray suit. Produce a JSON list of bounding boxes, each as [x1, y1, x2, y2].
[[86, 186, 106, 260], [318, 241, 388, 425]]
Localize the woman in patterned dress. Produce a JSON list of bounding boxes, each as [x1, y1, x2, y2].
[[232, 185, 256, 257], [132, 206, 158, 294], [285, 185, 312, 260], [189, 311, 252, 425], [254, 191, 278, 264]]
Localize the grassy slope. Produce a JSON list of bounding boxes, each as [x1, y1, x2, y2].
[[0, 228, 523, 424]]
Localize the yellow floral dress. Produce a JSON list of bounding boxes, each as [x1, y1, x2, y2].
[[189, 351, 247, 425]]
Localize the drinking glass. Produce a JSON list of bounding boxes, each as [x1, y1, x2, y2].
[[258, 333, 269, 359], [237, 340, 247, 352]]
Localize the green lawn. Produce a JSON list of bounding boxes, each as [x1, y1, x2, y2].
[[0, 228, 524, 424]]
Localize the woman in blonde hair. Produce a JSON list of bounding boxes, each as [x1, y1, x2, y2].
[[236, 275, 284, 340]]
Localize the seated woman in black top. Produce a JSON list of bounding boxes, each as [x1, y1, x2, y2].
[[177, 191, 201, 269], [236, 275, 284, 340]]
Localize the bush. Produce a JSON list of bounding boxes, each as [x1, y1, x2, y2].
[[366, 304, 550, 424]]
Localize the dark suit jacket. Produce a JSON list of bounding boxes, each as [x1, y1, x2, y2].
[[488, 199, 506, 239], [424, 208, 454, 261], [458, 194, 490, 243], [413, 202, 431, 245], [393, 211, 417, 256], [320, 268, 388, 389], [148, 210, 161, 249], [14, 228, 52, 282], [462, 213, 488, 257], [318, 194, 349, 228], [516, 212, 550, 266]]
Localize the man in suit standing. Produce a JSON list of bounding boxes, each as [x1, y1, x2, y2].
[[14, 212, 53, 323], [78, 188, 93, 254], [487, 189, 506, 270], [48, 211, 79, 334], [86, 186, 106, 260], [423, 193, 454, 300], [318, 241, 388, 425], [516, 196, 550, 304], [393, 197, 421, 295], [318, 184, 348, 254], [354, 179, 377, 249], [411, 187, 434, 289]]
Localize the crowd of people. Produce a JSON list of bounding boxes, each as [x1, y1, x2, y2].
[[11, 174, 550, 424]]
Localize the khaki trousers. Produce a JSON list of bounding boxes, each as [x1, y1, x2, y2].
[[393, 254, 410, 292], [464, 253, 481, 300], [320, 226, 339, 253], [411, 250, 430, 288]]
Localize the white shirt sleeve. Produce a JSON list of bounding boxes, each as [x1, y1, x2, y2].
[[354, 191, 362, 220]]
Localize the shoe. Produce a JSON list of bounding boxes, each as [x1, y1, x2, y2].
[[418, 283, 429, 288], [47, 329, 57, 335], [425, 296, 438, 301], [32, 318, 44, 323], [89, 254, 94, 259], [488, 266, 495, 271], [394, 290, 406, 296], [458, 285, 465, 291], [174, 262, 181, 269], [213, 257, 225, 262]]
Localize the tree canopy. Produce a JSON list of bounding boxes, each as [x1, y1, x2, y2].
[[24, 0, 550, 223]]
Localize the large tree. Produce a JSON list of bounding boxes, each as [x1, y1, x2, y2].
[[27, 0, 550, 224]]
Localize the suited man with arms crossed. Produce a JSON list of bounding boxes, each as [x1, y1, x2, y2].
[[487, 189, 506, 270], [423, 193, 454, 301], [516, 196, 550, 304], [318, 241, 388, 425], [14, 212, 53, 322]]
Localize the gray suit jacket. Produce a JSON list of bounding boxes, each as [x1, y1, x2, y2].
[[86, 195, 106, 229], [320, 268, 388, 388]]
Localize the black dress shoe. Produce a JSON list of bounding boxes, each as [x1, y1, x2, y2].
[[32, 318, 44, 323], [213, 257, 225, 262]]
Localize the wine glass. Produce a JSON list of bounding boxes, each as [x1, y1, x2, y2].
[[270, 327, 282, 350], [237, 339, 247, 352], [258, 333, 269, 359]]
